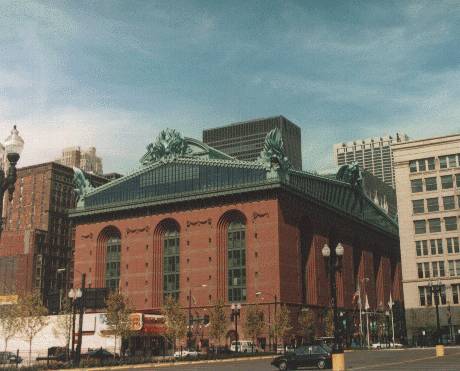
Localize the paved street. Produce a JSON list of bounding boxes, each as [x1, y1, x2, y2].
[[98, 347, 460, 370]]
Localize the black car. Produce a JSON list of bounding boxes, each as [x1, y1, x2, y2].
[[271, 344, 331, 370]]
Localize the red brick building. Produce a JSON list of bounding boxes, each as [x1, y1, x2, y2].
[[0, 162, 107, 309], [70, 130, 403, 352]]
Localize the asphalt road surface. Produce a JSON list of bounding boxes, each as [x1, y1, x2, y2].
[[100, 347, 460, 370]]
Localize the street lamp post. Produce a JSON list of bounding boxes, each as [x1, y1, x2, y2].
[[429, 280, 445, 357], [322, 242, 345, 371], [68, 286, 82, 361], [73, 273, 86, 366], [0, 126, 24, 236], [231, 303, 241, 352], [255, 291, 278, 351]]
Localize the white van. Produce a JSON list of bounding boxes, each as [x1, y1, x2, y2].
[[230, 340, 258, 352]]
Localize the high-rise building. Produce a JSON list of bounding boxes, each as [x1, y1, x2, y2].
[[393, 134, 460, 339], [203, 116, 302, 169], [56, 146, 103, 175], [0, 162, 107, 311], [333, 133, 409, 188]]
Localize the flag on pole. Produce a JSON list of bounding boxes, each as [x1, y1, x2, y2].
[[352, 282, 361, 306], [388, 293, 394, 308], [365, 295, 370, 310]]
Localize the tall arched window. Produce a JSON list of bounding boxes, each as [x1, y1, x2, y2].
[[163, 228, 180, 300], [228, 221, 246, 302], [105, 236, 121, 291]]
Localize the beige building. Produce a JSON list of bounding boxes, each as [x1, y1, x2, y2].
[[56, 146, 103, 175], [393, 134, 460, 341], [334, 133, 409, 188]]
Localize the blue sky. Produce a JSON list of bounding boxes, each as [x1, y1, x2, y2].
[[1, 0, 459, 173]]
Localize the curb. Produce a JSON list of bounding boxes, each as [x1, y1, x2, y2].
[[66, 355, 274, 371]]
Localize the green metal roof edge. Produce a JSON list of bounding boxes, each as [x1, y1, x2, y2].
[[82, 156, 266, 199], [69, 179, 281, 218]]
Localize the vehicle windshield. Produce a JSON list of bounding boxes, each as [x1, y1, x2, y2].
[[321, 343, 332, 353]]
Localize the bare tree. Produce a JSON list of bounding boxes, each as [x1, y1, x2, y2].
[[272, 305, 292, 346], [162, 295, 187, 352], [52, 297, 73, 359], [208, 299, 227, 348], [244, 304, 265, 349], [298, 308, 315, 343], [17, 292, 49, 364], [0, 303, 19, 351], [105, 291, 133, 355]]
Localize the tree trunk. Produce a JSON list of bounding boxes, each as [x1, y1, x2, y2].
[[29, 338, 32, 365]]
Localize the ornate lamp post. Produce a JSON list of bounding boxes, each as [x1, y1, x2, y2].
[[429, 280, 445, 357], [0, 126, 24, 235], [322, 242, 345, 371], [231, 303, 241, 352], [68, 273, 86, 366]]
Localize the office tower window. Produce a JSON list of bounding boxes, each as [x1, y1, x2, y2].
[[430, 239, 443, 255], [416, 240, 429, 256], [427, 158, 435, 170], [414, 220, 426, 234], [411, 179, 423, 193], [425, 177, 437, 191], [447, 237, 460, 254], [428, 218, 441, 233], [443, 196, 455, 210], [412, 200, 424, 214], [452, 284, 460, 304], [441, 175, 454, 189], [426, 198, 439, 212], [445, 217, 458, 231]]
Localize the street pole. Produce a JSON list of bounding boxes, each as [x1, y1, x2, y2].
[[74, 273, 86, 366], [274, 294, 278, 349], [365, 295, 370, 348], [358, 288, 363, 347], [188, 288, 192, 349]]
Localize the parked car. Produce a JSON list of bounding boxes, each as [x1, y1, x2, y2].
[[271, 344, 331, 370], [230, 340, 260, 352], [371, 342, 404, 350], [276, 344, 295, 354], [173, 349, 199, 358], [81, 348, 118, 360], [0, 352, 22, 365]]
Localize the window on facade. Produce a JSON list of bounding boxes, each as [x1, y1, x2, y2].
[[452, 284, 460, 304], [425, 177, 437, 191], [419, 286, 433, 306], [412, 199, 424, 214], [427, 158, 435, 170], [430, 239, 443, 255], [441, 175, 454, 189], [411, 179, 423, 193], [409, 161, 417, 173], [456, 174, 460, 188], [448, 260, 460, 276], [445, 217, 458, 231], [426, 198, 439, 212], [228, 220, 247, 302], [163, 228, 180, 300], [418, 159, 426, 172], [447, 237, 460, 254], [414, 220, 426, 234], [105, 236, 121, 291], [443, 196, 455, 210], [448, 155, 457, 168], [440, 156, 448, 169], [432, 261, 445, 277], [417, 262, 430, 278], [428, 218, 441, 233], [416, 240, 429, 256]]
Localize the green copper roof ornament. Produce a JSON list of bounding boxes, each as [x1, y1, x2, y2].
[[336, 162, 363, 188], [140, 129, 191, 165], [258, 128, 291, 179], [73, 167, 94, 207]]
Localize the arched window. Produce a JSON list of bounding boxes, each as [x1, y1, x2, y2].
[[163, 228, 180, 300], [227, 220, 246, 302], [105, 236, 121, 291]]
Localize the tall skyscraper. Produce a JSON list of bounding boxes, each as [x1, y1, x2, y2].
[[203, 116, 302, 169], [56, 146, 103, 175], [393, 134, 460, 339], [333, 133, 409, 188]]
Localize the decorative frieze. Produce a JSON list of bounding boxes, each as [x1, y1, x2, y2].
[[126, 226, 150, 235]]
